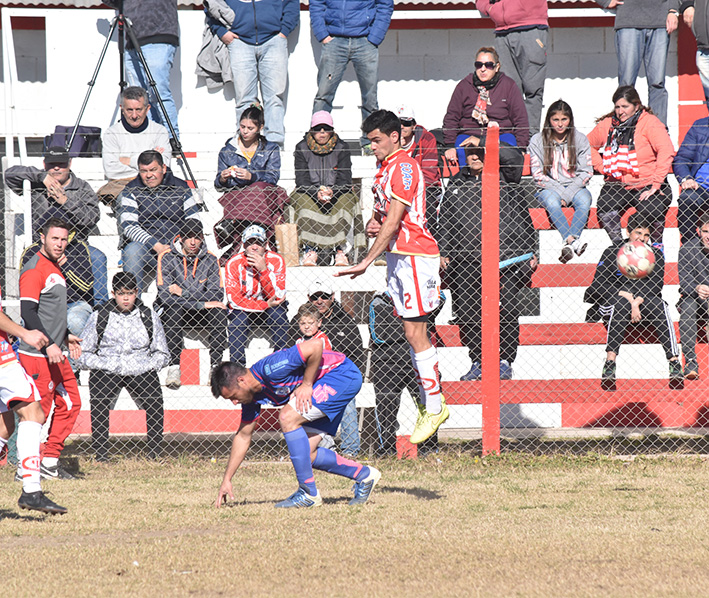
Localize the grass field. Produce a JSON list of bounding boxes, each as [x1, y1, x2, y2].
[[3, 453, 709, 597]]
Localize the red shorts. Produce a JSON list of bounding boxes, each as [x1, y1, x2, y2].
[[18, 354, 80, 417]]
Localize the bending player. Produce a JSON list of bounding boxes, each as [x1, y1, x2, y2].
[[211, 338, 380, 508], [0, 287, 66, 514], [336, 109, 447, 444]]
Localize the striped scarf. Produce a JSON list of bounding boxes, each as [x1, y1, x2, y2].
[[602, 109, 642, 180]]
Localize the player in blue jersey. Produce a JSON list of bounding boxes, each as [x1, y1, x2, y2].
[[211, 338, 381, 508]]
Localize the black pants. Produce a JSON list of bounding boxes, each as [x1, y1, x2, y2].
[[89, 369, 164, 459], [678, 295, 707, 364], [161, 304, 228, 367], [603, 296, 678, 359], [596, 181, 671, 242]]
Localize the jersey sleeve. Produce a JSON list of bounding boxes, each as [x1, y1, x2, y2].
[[240, 402, 261, 423], [19, 266, 44, 303], [389, 159, 419, 207]]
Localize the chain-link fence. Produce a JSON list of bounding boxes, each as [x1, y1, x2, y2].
[[3, 116, 708, 464]]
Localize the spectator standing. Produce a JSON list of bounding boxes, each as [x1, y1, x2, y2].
[[205, 0, 299, 145], [677, 213, 709, 379], [681, 1, 709, 106], [290, 111, 365, 266], [310, 0, 394, 150], [528, 100, 593, 263], [100, 87, 171, 204], [156, 219, 227, 389], [105, 0, 181, 140], [117, 150, 202, 292], [587, 86, 675, 245], [5, 146, 108, 305], [443, 47, 529, 167], [225, 225, 288, 364], [595, 0, 679, 125], [18, 218, 82, 480], [79, 272, 169, 461], [476, 0, 548, 135]]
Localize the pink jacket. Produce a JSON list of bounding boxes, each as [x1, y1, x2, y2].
[[476, 0, 548, 31]]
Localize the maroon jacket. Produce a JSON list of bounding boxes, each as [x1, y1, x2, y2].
[[476, 0, 548, 31], [442, 72, 530, 147], [404, 125, 441, 188]]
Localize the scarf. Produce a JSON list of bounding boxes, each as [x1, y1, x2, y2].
[[601, 108, 642, 180], [306, 131, 339, 155], [121, 114, 149, 134], [471, 71, 500, 127]]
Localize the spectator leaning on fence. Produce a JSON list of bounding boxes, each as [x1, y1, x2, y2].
[[528, 100, 593, 264], [290, 110, 365, 267], [224, 225, 288, 365], [584, 215, 682, 391], [681, 0, 709, 105], [79, 272, 169, 462], [156, 219, 227, 390], [99, 86, 172, 204], [4, 146, 109, 305], [117, 149, 202, 293], [587, 85, 675, 246], [677, 213, 709, 380]]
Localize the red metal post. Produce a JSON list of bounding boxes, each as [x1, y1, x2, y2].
[[481, 124, 501, 455]]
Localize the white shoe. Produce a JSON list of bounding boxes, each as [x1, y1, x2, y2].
[[571, 238, 588, 256], [166, 365, 181, 389], [334, 250, 349, 266]]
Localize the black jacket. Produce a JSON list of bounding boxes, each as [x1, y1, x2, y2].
[[106, 0, 179, 48]]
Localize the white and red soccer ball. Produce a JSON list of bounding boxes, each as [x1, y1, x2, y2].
[[616, 240, 656, 279]]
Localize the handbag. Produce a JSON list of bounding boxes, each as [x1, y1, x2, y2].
[[274, 221, 299, 267], [43, 125, 102, 158]]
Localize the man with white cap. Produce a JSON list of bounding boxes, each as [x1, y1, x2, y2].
[[224, 224, 288, 364]]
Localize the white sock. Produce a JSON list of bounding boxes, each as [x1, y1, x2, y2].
[[17, 421, 42, 493], [42, 456, 58, 468], [0, 436, 7, 454], [411, 346, 442, 414]]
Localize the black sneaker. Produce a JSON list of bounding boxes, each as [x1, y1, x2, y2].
[[559, 244, 574, 264], [601, 359, 616, 391], [669, 360, 684, 390], [40, 462, 76, 480], [684, 360, 699, 380], [18, 490, 67, 515]]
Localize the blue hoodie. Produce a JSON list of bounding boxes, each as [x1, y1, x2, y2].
[[309, 0, 393, 46], [206, 0, 300, 45]]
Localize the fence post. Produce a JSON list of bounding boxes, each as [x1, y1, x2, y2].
[[481, 123, 501, 455]]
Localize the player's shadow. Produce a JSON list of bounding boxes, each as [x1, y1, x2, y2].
[[0, 508, 35, 520]]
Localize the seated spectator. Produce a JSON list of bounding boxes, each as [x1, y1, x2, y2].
[[216, 105, 287, 243], [528, 100, 593, 263], [99, 86, 171, 204], [677, 213, 709, 380], [368, 291, 439, 457], [294, 302, 332, 349], [673, 114, 709, 242], [78, 272, 169, 461], [117, 150, 202, 292], [288, 279, 365, 456], [225, 225, 288, 364], [438, 141, 535, 381], [395, 104, 442, 236], [290, 111, 365, 266], [5, 146, 108, 305], [587, 85, 674, 245], [156, 219, 227, 390], [442, 46, 529, 167], [584, 215, 682, 391]]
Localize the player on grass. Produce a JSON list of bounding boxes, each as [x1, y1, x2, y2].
[[211, 338, 380, 508], [0, 286, 67, 514], [336, 109, 448, 444]]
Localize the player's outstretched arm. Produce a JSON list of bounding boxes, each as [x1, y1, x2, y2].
[[215, 419, 256, 508], [0, 311, 48, 351]]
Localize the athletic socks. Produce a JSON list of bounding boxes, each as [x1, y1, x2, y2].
[[313, 447, 369, 481], [283, 428, 318, 496], [42, 456, 59, 468], [411, 345, 442, 414], [17, 421, 42, 494]]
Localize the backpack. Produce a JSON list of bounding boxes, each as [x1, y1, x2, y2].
[[95, 302, 153, 347]]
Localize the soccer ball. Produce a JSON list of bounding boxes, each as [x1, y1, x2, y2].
[[616, 240, 656, 279]]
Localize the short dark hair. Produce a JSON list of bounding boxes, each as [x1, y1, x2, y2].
[[121, 86, 149, 104], [627, 214, 652, 233], [698, 212, 709, 229], [138, 150, 163, 167], [210, 362, 248, 398], [112, 271, 138, 292], [362, 110, 401, 137], [41, 217, 70, 237]]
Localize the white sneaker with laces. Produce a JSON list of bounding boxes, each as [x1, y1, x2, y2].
[[166, 365, 181, 389]]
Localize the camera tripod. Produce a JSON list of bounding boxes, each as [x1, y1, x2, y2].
[[67, 0, 198, 190]]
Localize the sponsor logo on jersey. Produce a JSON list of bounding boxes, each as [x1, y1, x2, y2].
[[266, 358, 289, 374], [399, 163, 413, 191]]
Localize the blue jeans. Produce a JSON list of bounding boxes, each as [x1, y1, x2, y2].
[[697, 49, 709, 104], [126, 43, 179, 139], [537, 187, 592, 241], [122, 241, 156, 293], [88, 244, 109, 306], [67, 300, 93, 371], [228, 35, 288, 145], [313, 37, 379, 146], [227, 304, 289, 364], [338, 397, 360, 456], [615, 27, 669, 125]]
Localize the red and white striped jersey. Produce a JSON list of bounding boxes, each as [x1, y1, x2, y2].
[[224, 250, 286, 312], [0, 286, 18, 366]]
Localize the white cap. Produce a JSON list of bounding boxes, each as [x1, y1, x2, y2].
[[395, 104, 415, 121], [241, 224, 267, 245], [307, 279, 334, 297]]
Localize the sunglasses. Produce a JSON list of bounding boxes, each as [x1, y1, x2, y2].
[[474, 61, 497, 70], [312, 125, 334, 132], [399, 118, 415, 126], [309, 293, 332, 301]]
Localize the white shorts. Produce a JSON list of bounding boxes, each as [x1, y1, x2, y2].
[[0, 360, 42, 413], [386, 253, 441, 319]]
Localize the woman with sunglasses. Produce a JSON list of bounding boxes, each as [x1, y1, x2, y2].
[[289, 111, 366, 266], [443, 46, 529, 166]]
